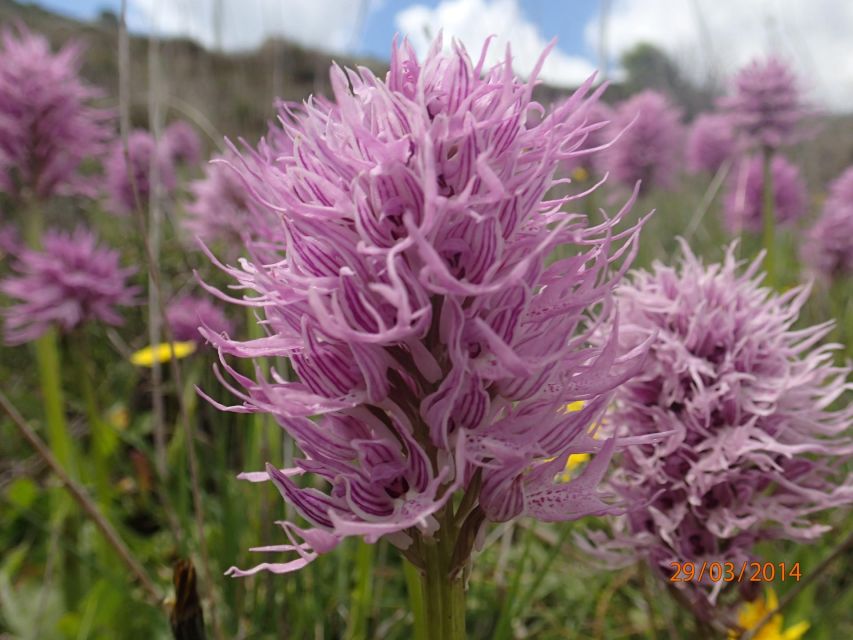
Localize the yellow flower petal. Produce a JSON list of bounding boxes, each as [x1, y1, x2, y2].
[[782, 621, 809, 640], [566, 400, 585, 413], [130, 341, 197, 367], [765, 588, 779, 611], [730, 589, 809, 640], [566, 452, 591, 471]]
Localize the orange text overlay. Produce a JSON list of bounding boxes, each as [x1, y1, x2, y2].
[[669, 561, 801, 583]]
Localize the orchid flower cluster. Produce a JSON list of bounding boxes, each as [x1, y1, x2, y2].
[[720, 57, 806, 151], [1, 227, 138, 344], [163, 120, 203, 167], [183, 146, 284, 259], [587, 242, 853, 612], [167, 293, 233, 344], [801, 166, 853, 281], [603, 90, 684, 193], [202, 37, 651, 578], [720, 57, 807, 238], [0, 24, 112, 200], [105, 129, 178, 215], [724, 154, 807, 234], [686, 113, 737, 176]]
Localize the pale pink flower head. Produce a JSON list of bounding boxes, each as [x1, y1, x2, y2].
[[200, 37, 651, 577], [724, 154, 806, 233], [604, 90, 684, 192], [721, 57, 804, 150], [1, 227, 139, 344], [105, 130, 177, 214], [166, 294, 233, 343], [0, 25, 113, 199], [163, 120, 203, 166], [686, 113, 737, 175], [588, 242, 853, 608], [801, 167, 853, 280]]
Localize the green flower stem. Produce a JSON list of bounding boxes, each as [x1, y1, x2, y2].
[[345, 540, 376, 640], [420, 512, 467, 640], [71, 331, 115, 500], [493, 524, 535, 640], [761, 146, 776, 288], [403, 559, 428, 640], [33, 329, 77, 477], [22, 199, 79, 479]]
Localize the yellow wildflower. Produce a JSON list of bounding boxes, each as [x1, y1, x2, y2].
[[571, 166, 589, 182], [130, 341, 196, 367], [729, 589, 809, 640]]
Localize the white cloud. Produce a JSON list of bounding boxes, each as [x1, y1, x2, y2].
[[129, 0, 367, 53], [586, 0, 853, 111], [395, 0, 598, 87]]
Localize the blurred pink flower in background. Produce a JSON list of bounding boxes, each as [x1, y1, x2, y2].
[[801, 167, 853, 280], [1, 227, 138, 344], [163, 120, 203, 167], [105, 129, 176, 214], [724, 154, 806, 233], [721, 57, 805, 150], [686, 113, 737, 175], [604, 90, 684, 193], [0, 25, 113, 200], [166, 293, 233, 343]]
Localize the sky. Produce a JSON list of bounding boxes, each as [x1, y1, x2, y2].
[[28, 0, 853, 110]]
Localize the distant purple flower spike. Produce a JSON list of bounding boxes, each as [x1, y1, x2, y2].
[[105, 130, 176, 215], [801, 167, 853, 280], [603, 90, 684, 193], [166, 293, 234, 343], [686, 113, 737, 175], [182, 151, 279, 255], [586, 242, 853, 609], [724, 154, 806, 233], [163, 120, 203, 166], [1, 227, 139, 344], [201, 36, 651, 576], [721, 57, 804, 150], [0, 25, 113, 199]]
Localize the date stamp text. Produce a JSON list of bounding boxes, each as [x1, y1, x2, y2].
[[669, 561, 801, 583]]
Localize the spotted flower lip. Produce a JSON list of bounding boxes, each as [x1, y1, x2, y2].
[[1, 227, 139, 345], [199, 35, 654, 576], [587, 240, 853, 606], [0, 24, 113, 199], [720, 57, 805, 150], [603, 90, 684, 192], [724, 154, 806, 233], [801, 166, 853, 280]]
